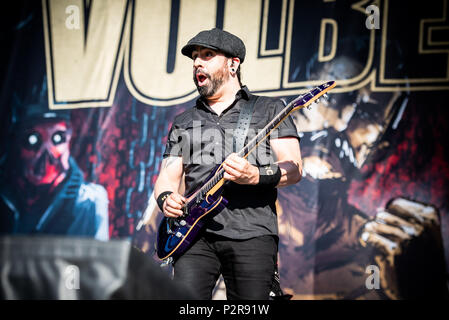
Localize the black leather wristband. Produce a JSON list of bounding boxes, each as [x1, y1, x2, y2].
[[258, 164, 281, 188], [156, 191, 173, 212]]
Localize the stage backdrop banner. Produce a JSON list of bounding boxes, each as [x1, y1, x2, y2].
[[1, 0, 448, 299]]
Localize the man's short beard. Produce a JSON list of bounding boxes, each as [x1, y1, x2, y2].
[[194, 64, 229, 98]]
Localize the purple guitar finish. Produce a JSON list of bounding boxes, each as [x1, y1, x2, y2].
[[157, 165, 228, 261]]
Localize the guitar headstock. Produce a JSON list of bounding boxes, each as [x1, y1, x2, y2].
[[291, 81, 336, 112]]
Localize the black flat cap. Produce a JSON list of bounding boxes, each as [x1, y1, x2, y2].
[[181, 28, 246, 63]]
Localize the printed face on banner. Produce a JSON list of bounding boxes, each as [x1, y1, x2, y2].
[[19, 120, 72, 186], [293, 58, 402, 181]]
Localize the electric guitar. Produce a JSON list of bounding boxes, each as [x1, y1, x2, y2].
[[156, 81, 336, 262]]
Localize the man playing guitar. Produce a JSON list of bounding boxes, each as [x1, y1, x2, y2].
[[154, 28, 302, 300]]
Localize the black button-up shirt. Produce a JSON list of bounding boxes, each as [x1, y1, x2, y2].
[[163, 86, 300, 239]]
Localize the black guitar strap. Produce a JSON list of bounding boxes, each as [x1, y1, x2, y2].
[[232, 96, 258, 153]]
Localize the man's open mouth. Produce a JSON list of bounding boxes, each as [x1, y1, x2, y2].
[[195, 71, 209, 86]]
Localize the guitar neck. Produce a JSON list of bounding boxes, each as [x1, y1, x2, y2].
[[188, 100, 297, 204], [188, 81, 336, 205], [238, 85, 328, 159], [237, 101, 297, 159]]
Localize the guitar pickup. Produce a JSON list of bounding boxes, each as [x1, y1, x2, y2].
[[173, 219, 187, 227]]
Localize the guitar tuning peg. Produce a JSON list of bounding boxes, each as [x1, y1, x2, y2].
[[323, 93, 329, 100], [316, 98, 321, 104]]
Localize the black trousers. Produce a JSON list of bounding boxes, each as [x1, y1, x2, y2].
[[173, 233, 277, 300]]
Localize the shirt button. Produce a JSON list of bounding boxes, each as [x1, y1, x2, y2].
[[216, 122, 220, 125]]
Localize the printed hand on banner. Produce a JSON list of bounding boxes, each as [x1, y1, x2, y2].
[[359, 197, 449, 299]]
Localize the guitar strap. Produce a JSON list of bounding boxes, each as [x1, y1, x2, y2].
[[232, 96, 258, 153]]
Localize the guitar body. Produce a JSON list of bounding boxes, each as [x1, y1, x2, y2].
[[156, 166, 228, 261], [156, 80, 336, 261]]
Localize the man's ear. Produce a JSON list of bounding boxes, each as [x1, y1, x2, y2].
[[229, 57, 240, 72]]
